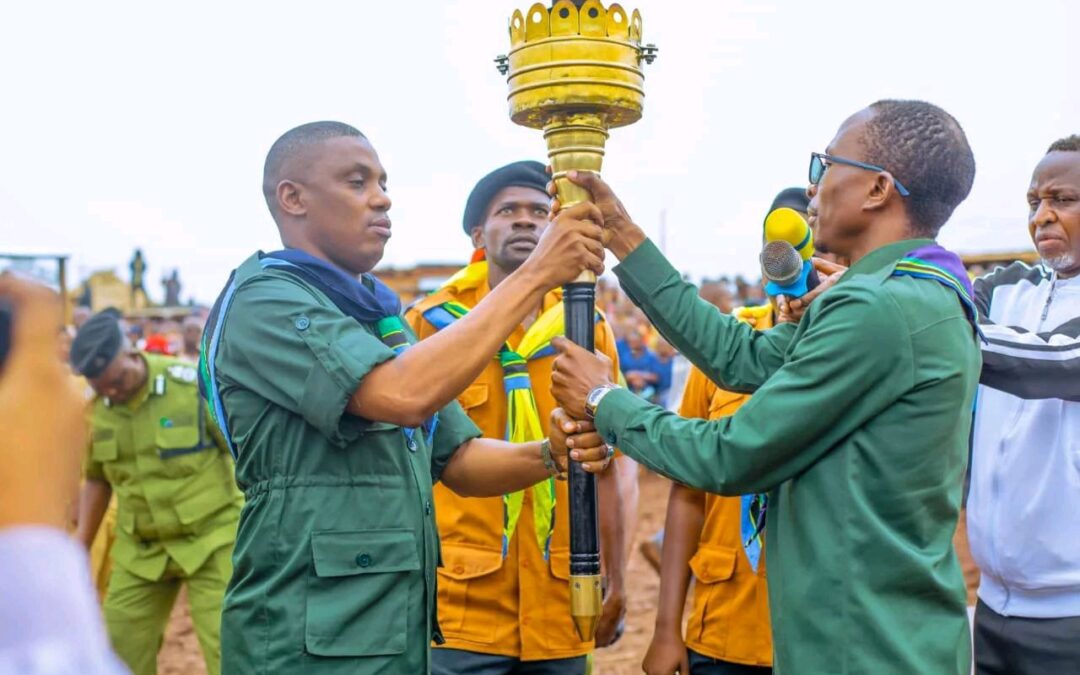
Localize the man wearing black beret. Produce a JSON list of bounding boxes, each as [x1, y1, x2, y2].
[[407, 161, 627, 674], [71, 309, 242, 675]]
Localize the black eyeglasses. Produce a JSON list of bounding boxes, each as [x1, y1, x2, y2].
[[809, 152, 910, 197]]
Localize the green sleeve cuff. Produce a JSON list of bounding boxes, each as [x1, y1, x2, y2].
[[295, 324, 397, 446], [594, 387, 650, 449], [613, 239, 682, 304], [429, 400, 482, 483]]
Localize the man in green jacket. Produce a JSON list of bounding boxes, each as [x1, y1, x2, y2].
[[202, 121, 613, 674], [72, 309, 243, 675], [550, 100, 983, 675]]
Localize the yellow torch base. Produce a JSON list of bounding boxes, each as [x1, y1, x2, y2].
[[569, 573, 603, 642]]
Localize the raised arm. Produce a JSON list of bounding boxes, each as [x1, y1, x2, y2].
[[350, 202, 606, 426], [613, 239, 797, 394], [974, 265, 1080, 401], [555, 283, 911, 495], [553, 170, 795, 393]]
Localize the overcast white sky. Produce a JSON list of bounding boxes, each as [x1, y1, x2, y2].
[[2, 0, 1077, 305]]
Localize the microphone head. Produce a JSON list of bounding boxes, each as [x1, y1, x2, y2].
[[760, 240, 804, 286], [764, 207, 815, 260]]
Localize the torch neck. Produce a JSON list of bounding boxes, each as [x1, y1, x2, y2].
[[544, 112, 609, 208]]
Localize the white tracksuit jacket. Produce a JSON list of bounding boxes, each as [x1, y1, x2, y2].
[[967, 262, 1080, 618]]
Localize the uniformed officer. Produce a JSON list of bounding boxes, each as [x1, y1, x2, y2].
[[203, 121, 613, 674], [72, 309, 243, 675]]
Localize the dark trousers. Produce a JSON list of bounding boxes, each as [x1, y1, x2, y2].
[[431, 648, 587, 675], [688, 648, 772, 675], [974, 598, 1080, 675]]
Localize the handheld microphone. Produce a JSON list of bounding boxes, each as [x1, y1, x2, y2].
[[761, 207, 819, 298], [764, 207, 815, 261], [761, 241, 820, 298]]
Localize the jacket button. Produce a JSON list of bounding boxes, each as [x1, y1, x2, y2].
[[407, 438, 418, 452], [294, 316, 310, 331], [453, 565, 464, 574], [356, 553, 372, 568]]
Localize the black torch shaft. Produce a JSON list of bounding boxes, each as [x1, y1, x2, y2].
[[563, 281, 601, 580]]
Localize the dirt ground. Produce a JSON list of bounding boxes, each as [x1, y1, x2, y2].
[[159, 469, 977, 674]]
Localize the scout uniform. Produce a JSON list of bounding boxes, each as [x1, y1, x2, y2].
[[204, 250, 481, 674], [593, 239, 981, 675], [83, 351, 242, 675], [405, 260, 621, 669], [676, 305, 773, 671]]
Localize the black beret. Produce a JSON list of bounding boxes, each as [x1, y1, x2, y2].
[[462, 160, 549, 234], [769, 187, 810, 214], [70, 309, 124, 378]]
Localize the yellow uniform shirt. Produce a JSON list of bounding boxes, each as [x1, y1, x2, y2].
[[678, 306, 773, 667], [407, 281, 620, 661]]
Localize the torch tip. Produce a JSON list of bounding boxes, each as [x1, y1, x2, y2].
[[569, 573, 603, 641]]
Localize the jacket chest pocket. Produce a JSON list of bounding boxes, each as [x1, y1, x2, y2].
[[153, 421, 208, 478], [305, 529, 421, 658], [156, 423, 201, 451], [91, 438, 118, 463]]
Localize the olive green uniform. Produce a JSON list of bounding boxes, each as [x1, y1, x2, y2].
[[86, 352, 243, 675], [210, 254, 481, 674]]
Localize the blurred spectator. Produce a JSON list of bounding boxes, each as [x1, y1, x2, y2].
[[124, 319, 144, 349], [619, 331, 663, 403], [653, 338, 677, 408], [141, 333, 175, 355], [73, 306, 93, 330], [698, 281, 734, 315], [180, 315, 205, 363]]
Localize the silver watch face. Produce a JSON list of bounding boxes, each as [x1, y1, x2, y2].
[[588, 386, 609, 413]]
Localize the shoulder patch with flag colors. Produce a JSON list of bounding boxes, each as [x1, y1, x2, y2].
[[892, 243, 985, 341]]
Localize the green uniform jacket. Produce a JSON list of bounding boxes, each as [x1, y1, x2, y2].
[[213, 254, 481, 674], [595, 239, 980, 675], [86, 353, 242, 581]]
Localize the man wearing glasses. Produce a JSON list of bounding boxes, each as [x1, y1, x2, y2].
[[548, 100, 982, 674]]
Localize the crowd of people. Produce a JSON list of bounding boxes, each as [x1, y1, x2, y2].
[[0, 101, 1077, 675]]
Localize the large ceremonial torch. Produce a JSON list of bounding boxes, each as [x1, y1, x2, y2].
[[496, 0, 656, 642]]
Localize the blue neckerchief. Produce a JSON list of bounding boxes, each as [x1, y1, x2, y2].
[[261, 249, 402, 322], [199, 249, 434, 459]]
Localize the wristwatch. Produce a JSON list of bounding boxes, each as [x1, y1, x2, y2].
[[585, 384, 621, 420]]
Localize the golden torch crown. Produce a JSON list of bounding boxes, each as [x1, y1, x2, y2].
[[495, 0, 657, 213], [496, 1, 656, 131]]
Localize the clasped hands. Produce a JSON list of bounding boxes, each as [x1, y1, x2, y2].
[[544, 170, 637, 459]]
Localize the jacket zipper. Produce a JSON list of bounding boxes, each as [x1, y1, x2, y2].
[[1039, 273, 1058, 325], [990, 272, 1056, 611]]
